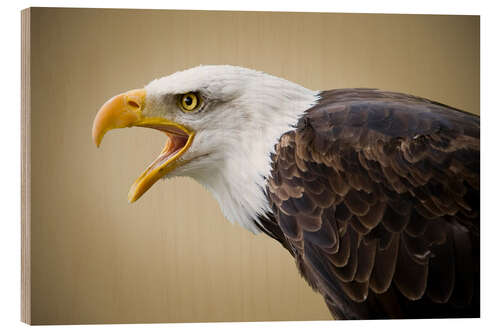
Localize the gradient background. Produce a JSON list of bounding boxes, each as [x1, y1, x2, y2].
[[26, 8, 479, 324]]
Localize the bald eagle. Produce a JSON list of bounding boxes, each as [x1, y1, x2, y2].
[[92, 65, 479, 320]]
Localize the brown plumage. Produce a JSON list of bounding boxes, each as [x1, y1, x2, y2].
[[258, 89, 479, 319]]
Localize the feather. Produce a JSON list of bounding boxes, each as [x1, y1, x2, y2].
[[357, 200, 386, 229], [344, 190, 370, 216], [425, 234, 455, 303], [355, 238, 377, 283], [369, 232, 399, 294], [382, 204, 411, 233], [328, 226, 351, 267], [332, 227, 359, 282], [277, 209, 300, 240], [393, 237, 429, 300]]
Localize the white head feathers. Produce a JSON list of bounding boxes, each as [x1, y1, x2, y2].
[[143, 65, 318, 233]]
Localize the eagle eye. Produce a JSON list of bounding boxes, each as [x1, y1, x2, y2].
[[179, 92, 200, 112]]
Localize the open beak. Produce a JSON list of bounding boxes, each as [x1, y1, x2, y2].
[[92, 89, 195, 203]]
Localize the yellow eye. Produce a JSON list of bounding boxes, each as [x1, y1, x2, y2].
[[180, 93, 199, 112]]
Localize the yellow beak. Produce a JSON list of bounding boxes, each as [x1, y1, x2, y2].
[[92, 89, 195, 203]]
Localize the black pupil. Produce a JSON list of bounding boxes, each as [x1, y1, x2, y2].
[[184, 96, 193, 106]]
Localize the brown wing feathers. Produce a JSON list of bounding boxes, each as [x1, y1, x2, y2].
[[264, 89, 480, 319]]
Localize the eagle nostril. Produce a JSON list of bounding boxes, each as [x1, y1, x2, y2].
[[127, 100, 140, 110]]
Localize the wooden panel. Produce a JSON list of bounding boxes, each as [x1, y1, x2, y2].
[[24, 8, 479, 324]]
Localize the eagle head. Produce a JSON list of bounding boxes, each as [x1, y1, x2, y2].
[[92, 65, 317, 232]]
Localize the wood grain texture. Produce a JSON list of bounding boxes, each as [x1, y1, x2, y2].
[[24, 8, 479, 324]]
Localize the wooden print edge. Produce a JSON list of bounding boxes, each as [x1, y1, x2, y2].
[[21, 7, 31, 325]]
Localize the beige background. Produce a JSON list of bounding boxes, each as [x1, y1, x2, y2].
[[27, 8, 479, 324]]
